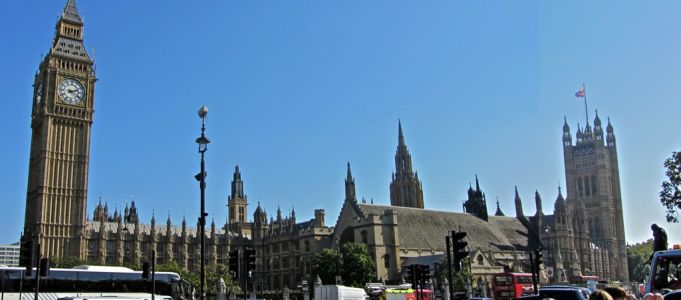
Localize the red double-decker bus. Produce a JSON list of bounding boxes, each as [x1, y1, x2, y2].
[[493, 272, 535, 300]]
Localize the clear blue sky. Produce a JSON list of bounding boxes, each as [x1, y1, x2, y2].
[[2, 1, 680, 246]]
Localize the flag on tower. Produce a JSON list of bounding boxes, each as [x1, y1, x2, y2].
[[575, 87, 585, 98]]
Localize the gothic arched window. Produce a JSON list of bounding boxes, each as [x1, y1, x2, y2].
[[591, 175, 598, 196], [361, 230, 368, 244], [577, 177, 584, 197], [477, 254, 484, 265]]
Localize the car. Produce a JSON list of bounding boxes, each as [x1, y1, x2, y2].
[[665, 289, 681, 300], [520, 286, 591, 300]]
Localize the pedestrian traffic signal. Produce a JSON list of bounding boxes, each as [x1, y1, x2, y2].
[[39, 257, 50, 277], [245, 247, 256, 272], [451, 231, 468, 272], [229, 249, 239, 279], [142, 262, 150, 279]]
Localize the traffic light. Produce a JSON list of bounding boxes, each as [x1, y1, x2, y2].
[[419, 264, 431, 283], [406, 264, 416, 287], [534, 248, 544, 273], [229, 249, 239, 279], [451, 231, 468, 272], [39, 257, 50, 277], [245, 247, 256, 272], [414, 264, 422, 287], [142, 262, 150, 279], [19, 239, 33, 276]]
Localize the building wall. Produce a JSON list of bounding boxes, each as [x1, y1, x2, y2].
[[0, 244, 20, 267]]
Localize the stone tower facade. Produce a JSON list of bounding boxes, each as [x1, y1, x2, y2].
[[389, 121, 424, 208], [21, 0, 96, 261], [228, 165, 248, 224], [561, 113, 628, 281]]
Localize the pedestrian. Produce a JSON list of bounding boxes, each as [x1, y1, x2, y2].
[[643, 293, 664, 300], [649, 224, 668, 263], [590, 290, 613, 300], [603, 286, 627, 300]]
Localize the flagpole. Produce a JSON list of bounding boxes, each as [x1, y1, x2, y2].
[[583, 83, 589, 125]]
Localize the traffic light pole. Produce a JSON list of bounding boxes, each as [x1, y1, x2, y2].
[[33, 253, 39, 300], [152, 250, 156, 300], [529, 251, 537, 294], [446, 236, 453, 298]]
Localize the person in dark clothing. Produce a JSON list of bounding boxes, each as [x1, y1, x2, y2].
[[649, 223, 668, 263], [652, 223, 668, 252]]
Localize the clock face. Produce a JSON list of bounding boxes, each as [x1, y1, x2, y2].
[[58, 78, 85, 105]]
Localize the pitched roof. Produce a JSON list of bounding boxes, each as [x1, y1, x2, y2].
[[61, 0, 83, 25], [357, 204, 530, 252]]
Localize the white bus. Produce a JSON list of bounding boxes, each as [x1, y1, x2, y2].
[[0, 266, 192, 300]]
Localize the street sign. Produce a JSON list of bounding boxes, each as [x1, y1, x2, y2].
[[546, 266, 554, 278]]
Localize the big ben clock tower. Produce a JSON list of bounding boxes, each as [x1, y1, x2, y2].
[[21, 0, 95, 263]]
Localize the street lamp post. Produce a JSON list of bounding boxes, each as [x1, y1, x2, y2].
[[195, 106, 210, 300]]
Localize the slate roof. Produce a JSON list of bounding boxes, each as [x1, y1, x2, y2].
[[52, 37, 91, 61], [357, 204, 530, 252], [61, 0, 83, 25]]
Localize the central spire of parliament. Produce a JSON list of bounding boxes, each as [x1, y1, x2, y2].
[[389, 120, 424, 208]]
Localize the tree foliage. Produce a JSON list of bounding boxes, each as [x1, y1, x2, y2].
[[312, 248, 341, 285], [49, 256, 88, 268], [433, 258, 472, 292], [661, 151, 681, 222], [627, 239, 653, 282], [311, 243, 376, 288], [156, 262, 240, 295], [339, 243, 376, 288]]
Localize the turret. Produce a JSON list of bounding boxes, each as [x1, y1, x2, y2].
[[594, 111, 604, 143], [514, 186, 524, 217], [535, 190, 543, 216], [314, 209, 326, 227], [345, 162, 357, 203], [166, 215, 172, 237], [563, 116, 572, 147], [464, 175, 488, 221], [494, 199, 505, 216], [390, 120, 425, 208], [606, 117, 616, 147]]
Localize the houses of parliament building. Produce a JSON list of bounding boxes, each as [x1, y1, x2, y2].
[[20, 0, 629, 291]]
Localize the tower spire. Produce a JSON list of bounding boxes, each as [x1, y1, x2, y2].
[[514, 186, 524, 217], [345, 162, 357, 203], [61, 0, 83, 25], [390, 120, 424, 208], [495, 198, 505, 216], [398, 118, 405, 147]]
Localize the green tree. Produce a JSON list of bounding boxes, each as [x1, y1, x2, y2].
[[156, 262, 240, 295], [432, 257, 472, 292], [628, 239, 653, 282], [312, 248, 341, 285], [311, 243, 376, 288], [49, 256, 87, 268], [661, 151, 681, 222], [339, 243, 376, 288]]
